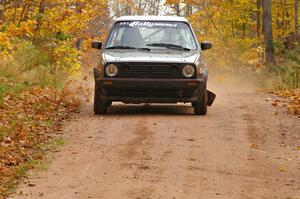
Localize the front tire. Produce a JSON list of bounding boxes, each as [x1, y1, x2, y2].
[[193, 86, 208, 115], [94, 84, 107, 114]]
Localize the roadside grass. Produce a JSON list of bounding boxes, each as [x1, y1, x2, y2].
[[5, 159, 47, 196], [0, 127, 9, 140], [40, 137, 65, 152], [271, 42, 300, 89], [256, 45, 300, 115]]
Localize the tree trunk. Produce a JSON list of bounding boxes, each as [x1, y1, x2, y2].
[[242, 22, 246, 39], [174, 3, 180, 16], [36, 0, 46, 31], [257, 0, 262, 39], [19, 3, 28, 24], [34, 0, 46, 44], [152, 0, 160, 15], [13, 0, 17, 24], [0, 0, 6, 22], [185, 3, 192, 17], [296, 0, 299, 35], [262, 0, 275, 63]]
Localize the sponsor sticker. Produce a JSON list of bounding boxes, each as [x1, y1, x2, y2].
[[119, 21, 178, 28]]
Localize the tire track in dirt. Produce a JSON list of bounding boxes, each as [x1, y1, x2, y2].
[[118, 119, 157, 199]]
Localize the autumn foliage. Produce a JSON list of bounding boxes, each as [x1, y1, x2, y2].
[[0, 0, 108, 75]]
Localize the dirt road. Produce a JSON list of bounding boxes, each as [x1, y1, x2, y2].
[[11, 81, 300, 199]]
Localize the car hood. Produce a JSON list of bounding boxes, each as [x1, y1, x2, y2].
[[103, 50, 199, 64]]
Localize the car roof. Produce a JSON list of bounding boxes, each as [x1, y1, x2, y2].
[[115, 16, 188, 23]]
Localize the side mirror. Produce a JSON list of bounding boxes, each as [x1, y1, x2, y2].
[[201, 41, 212, 50], [92, 41, 102, 50]]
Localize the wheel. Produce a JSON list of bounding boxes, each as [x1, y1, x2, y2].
[[193, 86, 208, 115], [94, 84, 107, 114]]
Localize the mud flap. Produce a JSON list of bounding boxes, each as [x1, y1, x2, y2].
[[207, 90, 216, 106]]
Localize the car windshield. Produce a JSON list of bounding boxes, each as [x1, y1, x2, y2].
[[105, 21, 198, 50]]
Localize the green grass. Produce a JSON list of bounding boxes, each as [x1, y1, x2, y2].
[[4, 159, 48, 196], [0, 127, 10, 139], [274, 64, 300, 89], [272, 46, 300, 89], [252, 44, 300, 91], [40, 137, 65, 151]]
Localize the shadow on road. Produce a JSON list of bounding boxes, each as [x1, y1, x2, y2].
[[104, 104, 196, 115]]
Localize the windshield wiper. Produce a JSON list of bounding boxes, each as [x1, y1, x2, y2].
[[146, 43, 190, 51], [105, 46, 150, 51]]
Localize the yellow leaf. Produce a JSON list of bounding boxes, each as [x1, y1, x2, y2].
[[278, 166, 286, 172], [217, 76, 225, 83]]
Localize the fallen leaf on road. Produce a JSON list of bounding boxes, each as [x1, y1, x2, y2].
[[272, 100, 279, 107], [28, 183, 36, 187], [217, 76, 225, 83], [270, 89, 300, 115], [278, 166, 286, 172]]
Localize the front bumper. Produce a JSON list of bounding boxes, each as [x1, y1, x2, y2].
[[95, 78, 206, 103]]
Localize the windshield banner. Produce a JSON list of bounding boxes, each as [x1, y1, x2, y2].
[[119, 21, 178, 28]]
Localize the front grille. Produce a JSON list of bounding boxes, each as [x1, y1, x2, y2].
[[108, 63, 192, 78]]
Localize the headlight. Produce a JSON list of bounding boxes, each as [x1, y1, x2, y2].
[[105, 64, 118, 77], [182, 65, 195, 78]]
